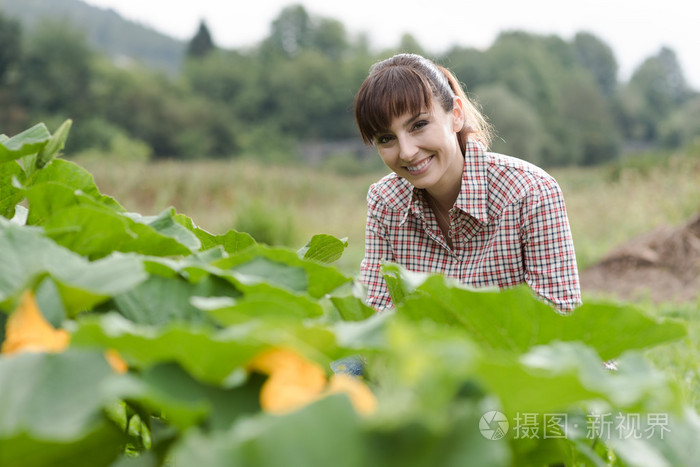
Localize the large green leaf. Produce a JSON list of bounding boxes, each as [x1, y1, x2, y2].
[[297, 234, 348, 264], [475, 342, 683, 416], [125, 208, 201, 252], [41, 205, 194, 259], [215, 245, 352, 299], [196, 282, 324, 326], [71, 314, 269, 386], [363, 398, 511, 467], [25, 180, 117, 226], [107, 363, 262, 432], [28, 158, 124, 212], [0, 220, 147, 315], [169, 395, 365, 467], [174, 213, 255, 255], [104, 274, 241, 326], [0, 123, 51, 163], [395, 272, 686, 360], [0, 350, 126, 467], [0, 160, 25, 219], [71, 313, 344, 386]]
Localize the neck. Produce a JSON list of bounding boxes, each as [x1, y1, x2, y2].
[[425, 154, 463, 211]]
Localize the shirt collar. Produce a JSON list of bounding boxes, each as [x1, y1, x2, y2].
[[455, 140, 490, 224], [399, 139, 489, 225]]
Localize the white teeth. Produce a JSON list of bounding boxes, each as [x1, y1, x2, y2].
[[406, 156, 432, 173]]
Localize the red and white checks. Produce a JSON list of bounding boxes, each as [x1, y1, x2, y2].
[[359, 140, 582, 312]]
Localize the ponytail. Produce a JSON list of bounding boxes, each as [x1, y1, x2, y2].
[[436, 65, 493, 152]]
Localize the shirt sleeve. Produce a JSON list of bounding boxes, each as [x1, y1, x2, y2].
[[520, 177, 582, 313], [359, 185, 395, 311]]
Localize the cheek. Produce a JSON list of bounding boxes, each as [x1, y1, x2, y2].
[[377, 148, 396, 167]]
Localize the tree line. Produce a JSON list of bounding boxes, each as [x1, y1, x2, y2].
[[1, 4, 699, 166]]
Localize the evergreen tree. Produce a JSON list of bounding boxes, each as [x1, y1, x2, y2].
[[187, 20, 215, 59], [0, 13, 21, 84]]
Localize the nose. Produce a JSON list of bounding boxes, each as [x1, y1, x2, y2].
[[397, 134, 419, 163]]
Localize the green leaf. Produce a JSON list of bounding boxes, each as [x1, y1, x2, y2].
[[126, 208, 201, 252], [381, 262, 434, 306], [0, 220, 147, 315], [71, 314, 266, 386], [196, 282, 324, 326], [25, 181, 115, 226], [169, 395, 366, 467], [330, 295, 376, 322], [28, 158, 124, 212], [36, 119, 72, 168], [0, 123, 51, 163], [104, 274, 241, 326], [0, 160, 25, 218], [174, 214, 255, 254], [42, 205, 194, 259], [0, 351, 126, 467], [297, 234, 348, 263], [364, 398, 511, 467], [71, 313, 344, 386], [215, 245, 352, 299], [108, 362, 262, 432], [475, 342, 682, 416], [396, 272, 686, 360]]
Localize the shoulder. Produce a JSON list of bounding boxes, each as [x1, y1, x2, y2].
[[367, 172, 414, 212], [484, 151, 562, 202]]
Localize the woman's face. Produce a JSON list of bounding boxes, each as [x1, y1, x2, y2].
[[374, 97, 465, 196]]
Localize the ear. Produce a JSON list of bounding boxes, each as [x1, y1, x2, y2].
[[451, 96, 466, 132]]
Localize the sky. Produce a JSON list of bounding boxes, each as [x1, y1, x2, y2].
[[82, 0, 700, 89]]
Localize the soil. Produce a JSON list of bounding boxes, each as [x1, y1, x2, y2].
[[580, 213, 700, 303]]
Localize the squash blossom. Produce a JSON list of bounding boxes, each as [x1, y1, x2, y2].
[[1, 290, 70, 355], [1, 290, 128, 374], [248, 348, 377, 415]]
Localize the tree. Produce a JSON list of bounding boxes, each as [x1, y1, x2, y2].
[[573, 32, 618, 97], [313, 17, 349, 60], [264, 4, 313, 58], [396, 33, 425, 56], [622, 47, 690, 141], [474, 84, 544, 165], [18, 20, 94, 118], [187, 20, 215, 59], [0, 13, 21, 84]]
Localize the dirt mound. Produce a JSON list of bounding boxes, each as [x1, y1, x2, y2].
[[580, 213, 700, 303]]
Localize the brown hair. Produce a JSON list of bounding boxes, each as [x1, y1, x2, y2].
[[353, 53, 492, 154]]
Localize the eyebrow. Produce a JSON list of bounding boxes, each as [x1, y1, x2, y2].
[[401, 111, 429, 129]]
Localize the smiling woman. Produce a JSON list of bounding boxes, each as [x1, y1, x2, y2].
[[353, 53, 581, 313]]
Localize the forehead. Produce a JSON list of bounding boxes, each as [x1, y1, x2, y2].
[[361, 75, 434, 132]]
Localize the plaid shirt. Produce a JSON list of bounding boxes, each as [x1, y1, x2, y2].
[[359, 140, 581, 312]]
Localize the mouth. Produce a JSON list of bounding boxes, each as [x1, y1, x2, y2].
[[405, 155, 434, 175]]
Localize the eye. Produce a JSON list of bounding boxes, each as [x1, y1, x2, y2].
[[375, 134, 395, 145], [411, 120, 429, 131]]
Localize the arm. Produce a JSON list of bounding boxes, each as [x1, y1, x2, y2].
[[521, 177, 582, 313], [359, 188, 396, 311]]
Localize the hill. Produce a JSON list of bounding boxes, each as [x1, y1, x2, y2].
[[0, 0, 184, 73]]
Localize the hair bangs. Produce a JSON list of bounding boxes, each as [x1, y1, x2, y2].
[[354, 67, 434, 145]]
